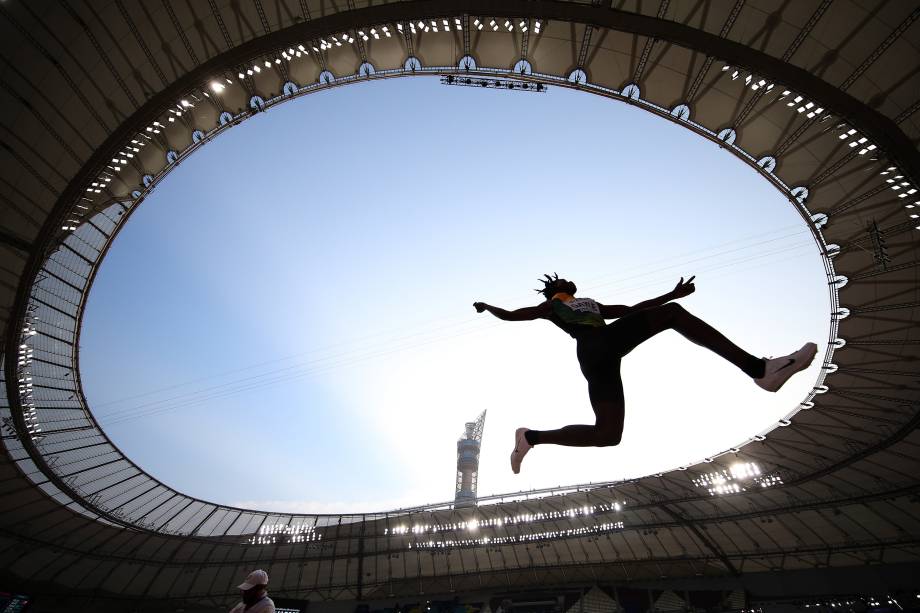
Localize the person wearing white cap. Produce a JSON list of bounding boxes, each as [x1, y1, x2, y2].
[[229, 569, 275, 613]]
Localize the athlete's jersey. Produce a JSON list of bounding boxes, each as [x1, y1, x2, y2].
[[548, 293, 606, 338]]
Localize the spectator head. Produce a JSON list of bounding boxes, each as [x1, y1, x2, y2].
[[238, 569, 268, 605]]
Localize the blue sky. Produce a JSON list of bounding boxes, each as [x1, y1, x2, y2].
[[81, 77, 829, 513]]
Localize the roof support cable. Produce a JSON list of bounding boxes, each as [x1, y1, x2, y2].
[[631, 0, 669, 84], [684, 0, 745, 103]]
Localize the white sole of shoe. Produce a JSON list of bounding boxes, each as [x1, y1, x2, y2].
[[757, 342, 818, 392], [510, 427, 531, 475]]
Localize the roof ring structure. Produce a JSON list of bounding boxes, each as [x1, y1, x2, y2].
[[568, 68, 588, 85], [622, 82, 641, 100], [792, 185, 810, 203], [1, 1, 918, 606], [757, 155, 777, 173], [670, 103, 691, 121], [250, 95, 266, 111], [513, 59, 533, 75], [717, 127, 737, 145], [2, 55, 843, 537]]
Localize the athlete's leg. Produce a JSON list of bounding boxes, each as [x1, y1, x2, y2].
[[612, 302, 765, 378], [525, 372, 625, 447]]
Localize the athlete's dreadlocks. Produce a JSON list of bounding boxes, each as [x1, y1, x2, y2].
[[534, 272, 561, 300]]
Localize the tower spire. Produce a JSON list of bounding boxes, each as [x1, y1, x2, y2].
[[454, 410, 487, 507]]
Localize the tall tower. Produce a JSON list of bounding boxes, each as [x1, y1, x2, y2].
[[454, 410, 487, 508]]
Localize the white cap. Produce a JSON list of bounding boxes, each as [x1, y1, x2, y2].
[[238, 569, 269, 590]]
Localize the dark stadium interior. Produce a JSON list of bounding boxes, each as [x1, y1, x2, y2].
[[1, 1, 919, 612]]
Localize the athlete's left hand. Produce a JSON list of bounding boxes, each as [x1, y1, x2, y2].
[[671, 276, 696, 298]]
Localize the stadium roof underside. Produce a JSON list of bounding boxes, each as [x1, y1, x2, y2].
[[1, 0, 918, 610]]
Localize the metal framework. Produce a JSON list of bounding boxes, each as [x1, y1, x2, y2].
[[0, 1, 918, 611]]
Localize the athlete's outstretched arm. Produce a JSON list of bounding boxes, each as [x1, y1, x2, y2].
[[473, 301, 551, 321], [599, 276, 696, 318]]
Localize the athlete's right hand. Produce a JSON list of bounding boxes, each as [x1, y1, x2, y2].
[[671, 276, 696, 298], [473, 302, 487, 313]]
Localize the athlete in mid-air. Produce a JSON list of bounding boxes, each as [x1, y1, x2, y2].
[[473, 274, 817, 474]]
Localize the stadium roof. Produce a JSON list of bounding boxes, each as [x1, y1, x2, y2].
[[1, 1, 918, 610]]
